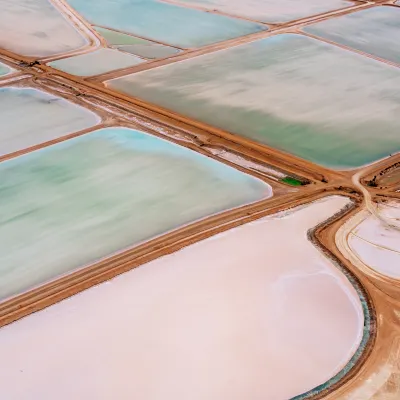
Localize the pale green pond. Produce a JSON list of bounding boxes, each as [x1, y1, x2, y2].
[[108, 34, 400, 169], [173, 0, 353, 23], [94, 26, 181, 59], [0, 127, 270, 301], [67, 0, 266, 48], [0, 62, 14, 77], [49, 48, 145, 77], [0, 87, 99, 157], [0, 0, 87, 58], [304, 7, 400, 64]]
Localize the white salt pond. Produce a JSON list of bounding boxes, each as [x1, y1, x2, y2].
[[174, 0, 353, 23], [0, 0, 88, 58], [49, 48, 145, 77], [0, 86, 99, 157], [348, 203, 400, 278], [0, 196, 364, 400]]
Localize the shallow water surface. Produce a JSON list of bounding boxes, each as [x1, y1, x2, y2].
[[0, 0, 88, 57], [94, 26, 181, 59], [67, 0, 266, 48], [173, 0, 353, 23], [0, 87, 99, 157], [0, 196, 364, 400], [0, 62, 14, 77], [348, 204, 400, 278], [0, 127, 270, 300], [49, 48, 145, 77], [304, 7, 400, 64], [109, 34, 400, 168]]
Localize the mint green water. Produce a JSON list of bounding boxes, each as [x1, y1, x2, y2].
[[109, 34, 400, 169], [67, 0, 266, 48], [94, 26, 181, 59], [0, 0, 87, 58], [49, 48, 145, 77], [304, 7, 400, 64], [0, 127, 270, 300], [173, 0, 352, 23], [0, 87, 99, 157], [0, 62, 13, 76]]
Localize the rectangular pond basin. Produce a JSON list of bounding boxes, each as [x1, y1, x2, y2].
[[173, 0, 354, 23], [0, 0, 88, 58], [0, 86, 99, 157], [0, 196, 365, 400], [94, 26, 181, 59], [0, 127, 271, 301], [67, 0, 266, 48], [304, 7, 400, 65], [108, 34, 400, 169], [49, 48, 145, 77]]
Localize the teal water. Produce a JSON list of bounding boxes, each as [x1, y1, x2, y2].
[[0, 127, 270, 300], [174, 0, 352, 23], [0, 62, 13, 77], [109, 34, 400, 169], [49, 48, 145, 77], [67, 0, 266, 48], [94, 26, 181, 59], [0, 87, 99, 157], [304, 7, 400, 64], [0, 0, 87, 58]]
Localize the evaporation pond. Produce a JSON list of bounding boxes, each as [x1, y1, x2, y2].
[[109, 34, 400, 169], [0, 196, 364, 400], [94, 26, 181, 59], [0, 0, 87, 57], [49, 48, 145, 77], [0, 87, 99, 157], [67, 0, 266, 48], [0, 127, 270, 301], [304, 7, 400, 64], [0, 62, 15, 77], [173, 0, 353, 23]]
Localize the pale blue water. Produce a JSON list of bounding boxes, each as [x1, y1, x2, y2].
[[0, 62, 13, 76], [0, 127, 270, 300], [0, 87, 99, 157], [67, 0, 266, 48], [49, 48, 145, 77], [304, 7, 400, 64], [109, 34, 400, 169]]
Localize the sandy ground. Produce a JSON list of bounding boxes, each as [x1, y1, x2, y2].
[[0, 196, 364, 400]]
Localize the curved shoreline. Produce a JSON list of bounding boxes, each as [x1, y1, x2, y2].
[[293, 201, 376, 400]]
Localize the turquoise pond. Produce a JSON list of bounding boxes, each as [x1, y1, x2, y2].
[[0, 87, 99, 157], [108, 34, 400, 169], [0, 127, 270, 301], [304, 6, 400, 65], [67, 0, 266, 48]]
